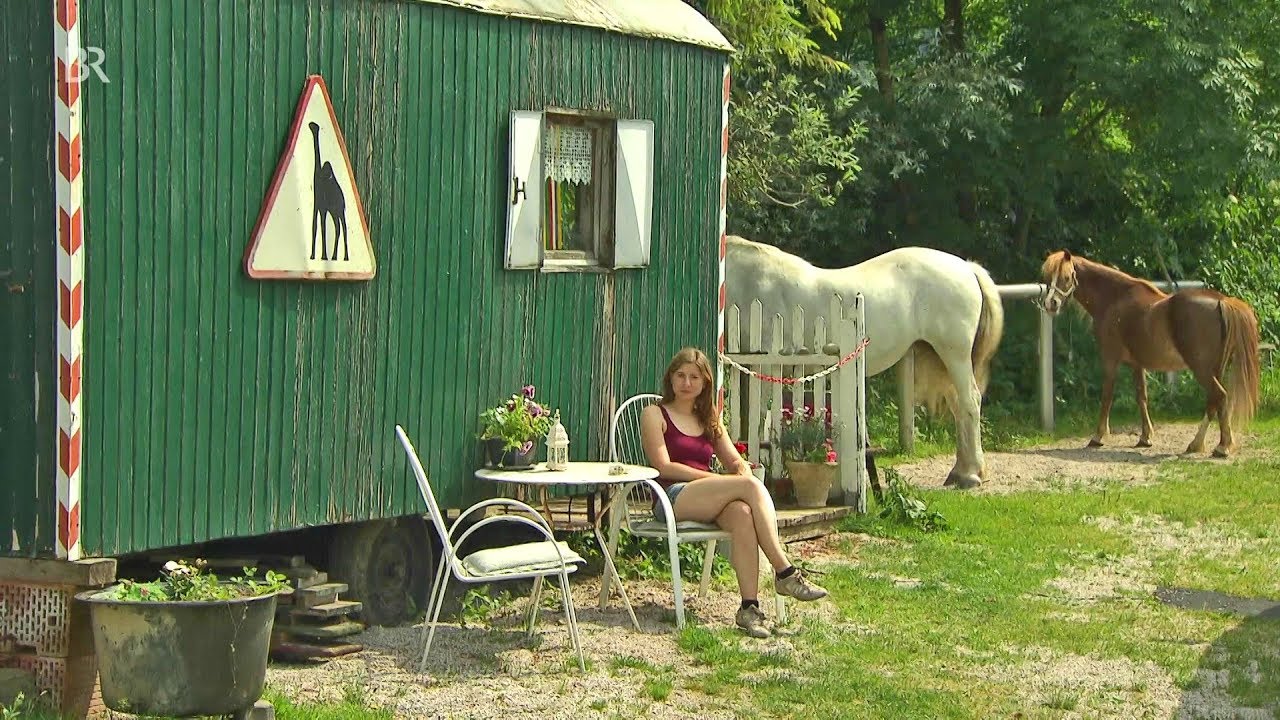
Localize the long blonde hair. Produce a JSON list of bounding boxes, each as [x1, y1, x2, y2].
[[660, 347, 723, 439]]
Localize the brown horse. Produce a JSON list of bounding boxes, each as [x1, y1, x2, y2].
[[1041, 251, 1260, 456]]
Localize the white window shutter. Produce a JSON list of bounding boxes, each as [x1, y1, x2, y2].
[[505, 111, 544, 269], [614, 119, 654, 268]]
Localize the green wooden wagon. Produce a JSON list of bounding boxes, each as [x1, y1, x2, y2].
[[1, 0, 732, 641]]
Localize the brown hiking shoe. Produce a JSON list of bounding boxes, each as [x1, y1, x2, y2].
[[776, 570, 827, 601], [734, 604, 771, 638]]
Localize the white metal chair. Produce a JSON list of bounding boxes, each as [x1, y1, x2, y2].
[[395, 425, 586, 672], [603, 394, 784, 629]]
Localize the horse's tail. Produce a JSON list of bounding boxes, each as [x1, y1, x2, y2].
[[968, 262, 1005, 395], [911, 261, 1005, 416], [1221, 296, 1260, 433]]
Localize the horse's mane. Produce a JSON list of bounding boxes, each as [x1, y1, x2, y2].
[[1042, 251, 1163, 296], [1040, 251, 1071, 281]]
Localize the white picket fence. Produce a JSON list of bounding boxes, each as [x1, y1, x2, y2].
[[722, 294, 869, 512]]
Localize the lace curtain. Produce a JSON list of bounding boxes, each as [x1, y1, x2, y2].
[[544, 125, 593, 185]]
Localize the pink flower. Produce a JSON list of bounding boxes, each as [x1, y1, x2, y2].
[[522, 385, 537, 398], [826, 450, 838, 463]]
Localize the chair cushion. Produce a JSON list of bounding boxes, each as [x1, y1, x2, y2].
[[460, 541, 585, 577], [630, 519, 727, 536]]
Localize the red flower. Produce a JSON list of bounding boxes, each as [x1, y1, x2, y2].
[[734, 441, 748, 454], [826, 450, 838, 462]]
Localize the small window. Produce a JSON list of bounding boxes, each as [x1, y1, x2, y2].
[[505, 110, 653, 272], [542, 114, 613, 268]]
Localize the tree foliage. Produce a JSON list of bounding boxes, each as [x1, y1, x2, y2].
[[691, 0, 1280, 356]]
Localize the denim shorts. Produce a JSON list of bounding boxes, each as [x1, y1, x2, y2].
[[653, 482, 688, 522]]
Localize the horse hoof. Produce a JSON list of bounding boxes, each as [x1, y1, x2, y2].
[[1135, 439, 1152, 448], [945, 470, 981, 490], [1185, 444, 1205, 455], [1087, 439, 1104, 448], [1212, 447, 1230, 458]]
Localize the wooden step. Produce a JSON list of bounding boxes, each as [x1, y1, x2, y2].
[[278, 564, 320, 580], [290, 571, 328, 590], [293, 600, 362, 619], [270, 640, 364, 662], [277, 620, 364, 640], [294, 583, 347, 609]]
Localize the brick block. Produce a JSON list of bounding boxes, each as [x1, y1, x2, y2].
[[232, 699, 275, 720]]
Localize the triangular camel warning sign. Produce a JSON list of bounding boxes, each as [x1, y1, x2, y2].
[[245, 76, 375, 280]]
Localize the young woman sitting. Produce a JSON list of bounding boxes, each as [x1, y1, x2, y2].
[[639, 347, 827, 638]]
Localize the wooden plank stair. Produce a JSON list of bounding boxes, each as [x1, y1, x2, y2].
[[271, 573, 366, 661]]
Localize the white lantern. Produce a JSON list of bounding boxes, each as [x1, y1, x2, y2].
[[545, 411, 570, 470]]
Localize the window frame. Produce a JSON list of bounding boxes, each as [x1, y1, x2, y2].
[[539, 109, 617, 272], [503, 109, 653, 273]]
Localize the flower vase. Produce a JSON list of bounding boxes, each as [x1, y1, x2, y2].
[[501, 442, 538, 470], [785, 460, 838, 508], [483, 438, 505, 468], [482, 438, 538, 469]]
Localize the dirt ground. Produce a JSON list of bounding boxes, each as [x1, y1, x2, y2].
[[261, 423, 1275, 719], [890, 421, 1267, 492], [266, 572, 836, 720]]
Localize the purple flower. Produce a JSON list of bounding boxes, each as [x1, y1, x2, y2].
[[506, 399, 517, 411], [519, 440, 534, 454], [523, 384, 536, 398], [527, 401, 544, 417]]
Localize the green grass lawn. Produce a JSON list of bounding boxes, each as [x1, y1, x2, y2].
[[671, 415, 1280, 719]]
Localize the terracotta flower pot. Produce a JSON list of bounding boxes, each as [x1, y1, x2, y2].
[[785, 460, 838, 508]]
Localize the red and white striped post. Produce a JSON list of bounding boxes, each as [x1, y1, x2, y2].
[[716, 63, 730, 412], [54, 0, 85, 559]]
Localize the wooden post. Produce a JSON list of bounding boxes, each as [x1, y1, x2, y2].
[[831, 295, 864, 508], [898, 348, 915, 453], [852, 296, 868, 512]]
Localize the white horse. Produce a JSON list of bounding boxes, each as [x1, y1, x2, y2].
[[725, 235, 1004, 488]]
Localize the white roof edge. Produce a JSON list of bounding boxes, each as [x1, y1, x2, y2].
[[416, 0, 735, 53]]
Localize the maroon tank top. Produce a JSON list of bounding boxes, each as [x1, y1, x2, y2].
[[657, 405, 713, 488]]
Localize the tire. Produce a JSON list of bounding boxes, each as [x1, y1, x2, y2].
[[328, 516, 435, 627]]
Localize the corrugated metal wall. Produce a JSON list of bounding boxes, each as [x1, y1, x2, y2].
[[73, 0, 724, 556], [1, 0, 57, 557]]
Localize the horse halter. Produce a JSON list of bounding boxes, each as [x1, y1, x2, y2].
[[1040, 275, 1077, 314]]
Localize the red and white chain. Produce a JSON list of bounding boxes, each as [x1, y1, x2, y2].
[[719, 336, 870, 385]]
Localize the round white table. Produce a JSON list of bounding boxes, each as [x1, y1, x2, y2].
[[474, 461, 659, 630], [474, 461, 658, 487]]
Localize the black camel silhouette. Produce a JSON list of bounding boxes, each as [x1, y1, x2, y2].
[[308, 121, 348, 261]]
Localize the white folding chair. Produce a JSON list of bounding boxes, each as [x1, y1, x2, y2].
[[602, 394, 744, 629], [395, 425, 586, 672]]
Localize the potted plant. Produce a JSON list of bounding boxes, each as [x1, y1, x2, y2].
[[479, 384, 557, 469], [76, 559, 288, 716], [774, 404, 842, 508]]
